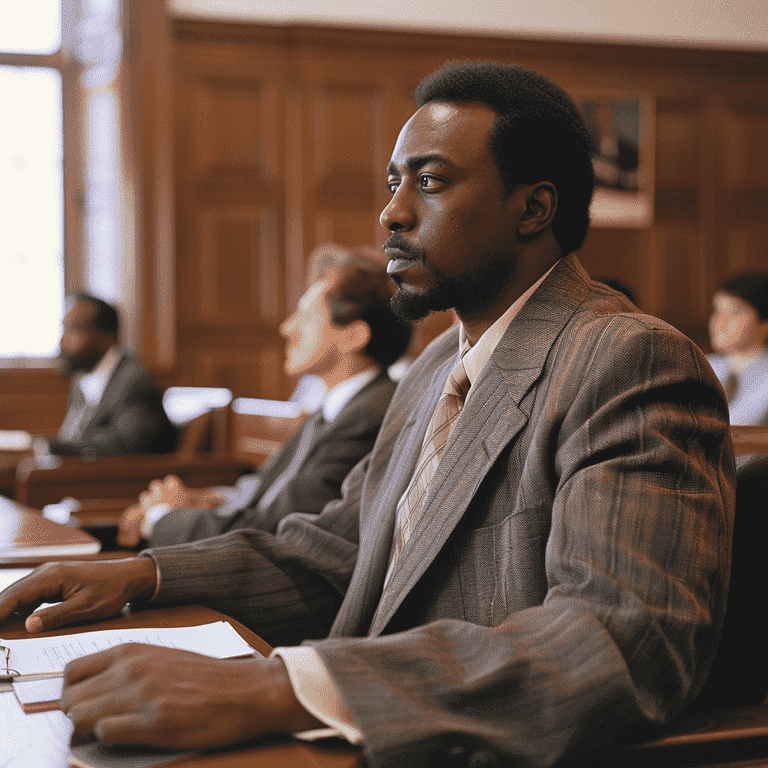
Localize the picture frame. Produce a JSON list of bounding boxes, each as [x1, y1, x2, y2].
[[575, 92, 655, 228]]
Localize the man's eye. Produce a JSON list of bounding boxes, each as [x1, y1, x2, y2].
[[419, 175, 442, 190], [387, 180, 399, 194]]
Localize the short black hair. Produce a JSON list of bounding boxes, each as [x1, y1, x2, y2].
[[720, 272, 768, 321], [308, 244, 412, 368], [414, 61, 595, 254], [71, 291, 120, 338]]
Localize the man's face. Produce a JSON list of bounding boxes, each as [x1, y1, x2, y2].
[[709, 291, 768, 355], [59, 301, 111, 375], [381, 101, 526, 322], [280, 279, 348, 381]]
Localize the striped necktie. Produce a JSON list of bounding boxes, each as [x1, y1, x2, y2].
[[379, 354, 470, 596]]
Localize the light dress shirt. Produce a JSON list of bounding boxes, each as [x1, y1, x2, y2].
[[706, 348, 768, 426], [78, 346, 123, 406], [55, 346, 123, 441], [273, 262, 559, 743]]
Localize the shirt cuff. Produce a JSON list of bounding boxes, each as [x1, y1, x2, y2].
[[137, 553, 162, 602], [271, 646, 363, 745], [140, 502, 172, 538]]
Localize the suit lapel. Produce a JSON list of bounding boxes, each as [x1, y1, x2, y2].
[[368, 255, 590, 634], [80, 350, 128, 435], [330, 336, 459, 637]]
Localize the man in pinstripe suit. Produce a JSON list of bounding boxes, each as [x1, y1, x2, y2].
[[0, 62, 735, 767]]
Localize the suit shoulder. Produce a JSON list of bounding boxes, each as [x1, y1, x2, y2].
[[334, 374, 397, 428]]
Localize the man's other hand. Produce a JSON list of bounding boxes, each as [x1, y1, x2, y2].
[[117, 475, 225, 547], [142, 475, 223, 512], [117, 504, 145, 547], [0, 558, 157, 632], [61, 646, 322, 749]]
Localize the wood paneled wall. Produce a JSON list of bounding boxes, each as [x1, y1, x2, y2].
[[5, 21, 768, 433], [169, 21, 768, 398]]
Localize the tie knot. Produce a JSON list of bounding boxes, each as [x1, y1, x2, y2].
[[446, 357, 470, 401]]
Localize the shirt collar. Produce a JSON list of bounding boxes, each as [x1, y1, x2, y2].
[[461, 260, 559, 393], [78, 345, 122, 406], [322, 367, 381, 422]]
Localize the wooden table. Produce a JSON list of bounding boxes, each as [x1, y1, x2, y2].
[[1, 495, 101, 565], [1, 603, 362, 768]]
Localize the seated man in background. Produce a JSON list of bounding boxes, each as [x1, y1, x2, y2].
[[117, 244, 412, 548], [37, 291, 176, 459], [707, 271, 768, 425]]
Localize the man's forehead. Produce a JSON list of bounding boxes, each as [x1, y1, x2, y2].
[[389, 101, 497, 168], [298, 280, 331, 311]]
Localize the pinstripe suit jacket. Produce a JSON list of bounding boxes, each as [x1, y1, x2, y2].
[[148, 255, 735, 768]]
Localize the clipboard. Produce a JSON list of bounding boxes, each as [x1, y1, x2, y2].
[[1, 645, 63, 712]]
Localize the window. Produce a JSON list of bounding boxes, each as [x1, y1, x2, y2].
[[0, 3, 67, 359], [0, 0, 127, 362]]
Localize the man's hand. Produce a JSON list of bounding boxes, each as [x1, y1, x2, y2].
[[61, 646, 322, 749], [142, 475, 223, 511], [0, 558, 157, 633], [117, 475, 224, 547], [117, 504, 145, 547]]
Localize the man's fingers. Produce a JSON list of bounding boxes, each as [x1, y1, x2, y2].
[[0, 566, 62, 622], [62, 646, 118, 687], [25, 598, 89, 633], [93, 713, 157, 746], [117, 506, 144, 547]]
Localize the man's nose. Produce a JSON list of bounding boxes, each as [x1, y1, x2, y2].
[[380, 185, 415, 231]]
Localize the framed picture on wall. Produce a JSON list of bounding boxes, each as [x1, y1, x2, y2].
[[575, 93, 655, 227]]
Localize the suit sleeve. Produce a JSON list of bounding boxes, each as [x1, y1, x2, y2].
[[144, 453, 369, 646], [302, 321, 735, 767]]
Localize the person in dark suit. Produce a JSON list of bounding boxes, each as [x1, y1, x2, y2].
[[39, 292, 176, 459], [0, 62, 734, 767], [116, 244, 411, 548]]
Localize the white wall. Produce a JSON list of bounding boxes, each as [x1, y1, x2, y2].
[[169, 0, 768, 52]]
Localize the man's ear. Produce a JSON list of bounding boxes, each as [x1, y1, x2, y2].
[[337, 320, 372, 354], [758, 317, 768, 346], [518, 182, 557, 237]]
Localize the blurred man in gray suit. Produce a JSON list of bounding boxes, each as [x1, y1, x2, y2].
[[116, 244, 411, 548], [0, 62, 734, 767]]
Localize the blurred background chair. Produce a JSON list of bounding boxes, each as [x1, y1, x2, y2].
[[229, 397, 309, 469]]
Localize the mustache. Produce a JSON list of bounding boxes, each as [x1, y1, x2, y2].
[[382, 234, 426, 261]]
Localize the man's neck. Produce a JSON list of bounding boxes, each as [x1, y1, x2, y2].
[[458, 248, 562, 346], [317, 355, 378, 390]]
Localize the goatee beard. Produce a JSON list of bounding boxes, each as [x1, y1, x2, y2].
[[389, 279, 454, 322], [58, 351, 103, 376]]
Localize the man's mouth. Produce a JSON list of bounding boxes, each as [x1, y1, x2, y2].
[[386, 256, 415, 276], [383, 237, 424, 277]]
